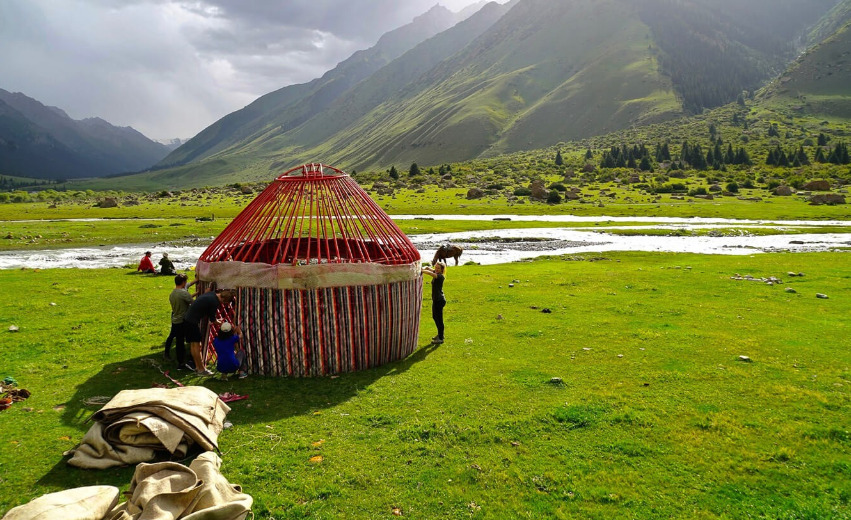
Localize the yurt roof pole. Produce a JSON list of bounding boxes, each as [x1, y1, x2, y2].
[[270, 182, 300, 264], [315, 180, 338, 262], [329, 180, 369, 260], [206, 186, 275, 261], [347, 182, 405, 262]]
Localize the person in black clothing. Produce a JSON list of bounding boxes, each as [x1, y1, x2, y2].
[[159, 253, 176, 275], [184, 289, 234, 376], [422, 263, 447, 344]]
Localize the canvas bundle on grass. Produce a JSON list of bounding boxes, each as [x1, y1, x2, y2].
[[196, 164, 422, 377]]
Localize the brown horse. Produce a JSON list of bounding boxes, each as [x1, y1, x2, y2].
[[433, 244, 463, 266]]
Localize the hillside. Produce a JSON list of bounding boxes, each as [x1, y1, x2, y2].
[[0, 89, 169, 180], [759, 20, 851, 119]]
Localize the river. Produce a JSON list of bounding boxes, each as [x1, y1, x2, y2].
[[0, 215, 849, 269]]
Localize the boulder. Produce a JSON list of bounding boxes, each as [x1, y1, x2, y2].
[[809, 193, 846, 205], [529, 180, 548, 201], [240, 185, 253, 194], [802, 180, 831, 191], [466, 188, 485, 200], [773, 185, 794, 196], [708, 184, 722, 192], [99, 197, 119, 208]]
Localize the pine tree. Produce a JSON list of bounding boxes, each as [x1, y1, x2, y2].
[[768, 124, 779, 137], [796, 146, 810, 166], [814, 147, 826, 163], [817, 133, 828, 146], [725, 144, 735, 164], [585, 149, 594, 160], [555, 150, 564, 166], [639, 155, 653, 171], [409, 163, 420, 176], [389, 166, 399, 180], [766, 148, 776, 166], [627, 155, 637, 169], [777, 147, 789, 167]]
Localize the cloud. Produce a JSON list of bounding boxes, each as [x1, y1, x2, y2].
[[0, 0, 488, 140]]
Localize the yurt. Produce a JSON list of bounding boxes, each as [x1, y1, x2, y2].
[[195, 164, 422, 377]]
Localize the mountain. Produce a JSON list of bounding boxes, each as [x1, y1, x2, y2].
[[759, 18, 851, 118], [807, 0, 851, 46], [157, 4, 473, 169], [0, 89, 169, 179], [133, 0, 848, 188]]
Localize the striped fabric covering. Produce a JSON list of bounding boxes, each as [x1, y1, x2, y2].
[[237, 277, 423, 377]]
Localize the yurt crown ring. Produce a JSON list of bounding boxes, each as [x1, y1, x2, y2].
[[276, 163, 346, 181]]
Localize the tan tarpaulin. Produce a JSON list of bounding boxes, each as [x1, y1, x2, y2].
[[68, 387, 230, 469], [108, 452, 252, 520], [3, 453, 251, 520], [1, 486, 120, 520]]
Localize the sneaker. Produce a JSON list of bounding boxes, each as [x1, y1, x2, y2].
[[197, 369, 214, 376], [176, 364, 190, 371], [433, 338, 444, 344], [238, 372, 248, 379]]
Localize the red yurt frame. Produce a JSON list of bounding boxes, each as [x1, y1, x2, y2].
[[196, 163, 422, 377]]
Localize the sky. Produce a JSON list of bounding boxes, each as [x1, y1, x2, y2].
[[0, 0, 491, 141]]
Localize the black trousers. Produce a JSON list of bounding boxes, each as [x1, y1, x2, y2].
[[432, 300, 446, 340], [165, 322, 187, 364]]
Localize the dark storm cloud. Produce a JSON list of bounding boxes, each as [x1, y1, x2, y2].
[[0, 0, 485, 140]]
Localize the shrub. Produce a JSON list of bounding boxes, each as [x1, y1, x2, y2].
[[513, 187, 532, 197], [548, 183, 567, 192], [547, 191, 562, 204], [689, 187, 708, 196], [726, 182, 739, 193]]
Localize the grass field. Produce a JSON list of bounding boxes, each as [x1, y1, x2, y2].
[[1, 253, 849, 518]]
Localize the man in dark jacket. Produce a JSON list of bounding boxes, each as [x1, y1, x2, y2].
[[184, 289, 234, 376]]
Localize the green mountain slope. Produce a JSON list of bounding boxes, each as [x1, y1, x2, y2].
[[808, 0, 851, 46], [759, 20, 851, 118]]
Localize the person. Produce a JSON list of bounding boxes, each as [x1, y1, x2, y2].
[[184, 289, 234, 376], [159, 253, 176, 275], [212, 322, 247, 380], [137, 251, 155, 273], [421, 262, 447, 344], [164, 273, 192, 367]]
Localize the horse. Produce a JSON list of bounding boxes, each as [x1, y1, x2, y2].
[[433, 244, 463, 266]]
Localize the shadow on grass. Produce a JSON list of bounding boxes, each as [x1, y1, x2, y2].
[[37, 341, 441, 488]]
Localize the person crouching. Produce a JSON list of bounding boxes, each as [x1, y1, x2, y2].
[[212, 322, 247, 380]]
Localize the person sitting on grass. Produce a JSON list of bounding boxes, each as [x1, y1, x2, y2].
[[159, 253, 176, 275], [212, 322, 247, 380], [137, 251, 155, 273]]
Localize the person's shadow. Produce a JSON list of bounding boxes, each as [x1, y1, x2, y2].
[[36, 340, 441, 488]]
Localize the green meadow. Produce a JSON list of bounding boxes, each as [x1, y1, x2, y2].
[[0, 252, 849, 519]]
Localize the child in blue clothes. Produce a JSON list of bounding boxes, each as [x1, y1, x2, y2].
[[212, 322, 247, 380]]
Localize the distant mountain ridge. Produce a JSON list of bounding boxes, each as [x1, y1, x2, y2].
[[0, 89, 169, 179]]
